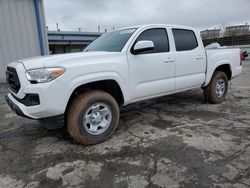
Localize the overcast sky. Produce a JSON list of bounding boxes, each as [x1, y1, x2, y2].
[[44, 0, 250, 32]]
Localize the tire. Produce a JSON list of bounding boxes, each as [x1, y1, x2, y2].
[[67, 90, 120, 145], [203, 71, 229, 104]]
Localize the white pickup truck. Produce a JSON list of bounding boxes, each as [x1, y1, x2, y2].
[[6, 24, 242, 145]]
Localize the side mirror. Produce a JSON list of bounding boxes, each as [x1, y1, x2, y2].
[[132, 40, 154, 54]]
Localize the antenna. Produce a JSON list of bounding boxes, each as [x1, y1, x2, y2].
[[56, 23, 59, 31]]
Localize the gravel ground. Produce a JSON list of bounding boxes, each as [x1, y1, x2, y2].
[[0, 61, 249, 188]]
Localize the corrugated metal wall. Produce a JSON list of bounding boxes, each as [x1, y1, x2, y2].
[[0, 0, 48, 83]]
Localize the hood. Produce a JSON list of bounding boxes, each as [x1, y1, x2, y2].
[[19, 51, 121, 70]]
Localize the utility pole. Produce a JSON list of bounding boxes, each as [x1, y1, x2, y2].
[[56, 23, 59, 31], [98, 25, 100, 33]]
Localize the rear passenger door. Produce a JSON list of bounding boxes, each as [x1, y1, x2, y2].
[[172, 29, 206, 90]]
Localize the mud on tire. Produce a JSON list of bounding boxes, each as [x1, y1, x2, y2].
[[67, 90, 120, 145], [203, 71, 229, 104]]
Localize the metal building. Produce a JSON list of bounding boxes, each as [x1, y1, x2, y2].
[[224, 25, 250, 37], [48, 31, 102, 54], [201, 29, 221, 40], [0, 0, 48, 83]]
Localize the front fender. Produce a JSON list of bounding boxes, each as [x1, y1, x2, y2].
[[60, 71, 129, 111]]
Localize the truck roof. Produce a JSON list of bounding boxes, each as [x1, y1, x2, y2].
[[120, 24, 196, 31]]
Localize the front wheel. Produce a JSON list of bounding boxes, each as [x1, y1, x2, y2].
[[203, 71, 229, 104], [67, 90, 120, 145]]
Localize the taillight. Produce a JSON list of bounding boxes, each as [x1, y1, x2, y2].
[[240, 52, 244, 65]]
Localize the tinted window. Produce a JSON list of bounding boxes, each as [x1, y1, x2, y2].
[[172, 29, 198, 51], [84, 28, 137, 52], [134, 28, 169, 53]]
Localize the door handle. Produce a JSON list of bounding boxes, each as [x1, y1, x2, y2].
[[164, 58, 175, 63], [195, 57, 204, 60]]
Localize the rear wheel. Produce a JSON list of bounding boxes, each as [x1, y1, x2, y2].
[[203, 71, 229, 104], [67, 90, 120, 145]]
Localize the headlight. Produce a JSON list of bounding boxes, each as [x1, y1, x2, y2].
[[26, 67, 65, 83]]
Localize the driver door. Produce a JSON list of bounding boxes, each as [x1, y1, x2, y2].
[[128, 28, 175, 101]]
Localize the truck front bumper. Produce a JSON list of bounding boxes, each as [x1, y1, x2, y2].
[[5, 61, 69, 119], [5, 94, 32, 119], [5, 77, 68, 119], [5, 88, 66, 119]]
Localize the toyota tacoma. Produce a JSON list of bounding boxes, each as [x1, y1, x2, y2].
[[5, 24, 243, 145]]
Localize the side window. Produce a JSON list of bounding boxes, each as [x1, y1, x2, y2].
[[134, 28, 169, 53], [172, 29, 198, 51]]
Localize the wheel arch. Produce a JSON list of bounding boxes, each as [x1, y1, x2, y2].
[[65, 79, 125, 114], [203, 62, 232, 87], [214, 64, 232, 80]]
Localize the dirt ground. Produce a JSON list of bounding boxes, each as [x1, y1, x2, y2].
[[0, 61, 249, 188]]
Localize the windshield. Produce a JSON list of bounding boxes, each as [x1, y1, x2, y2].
[[84, 28, 137, 52]]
